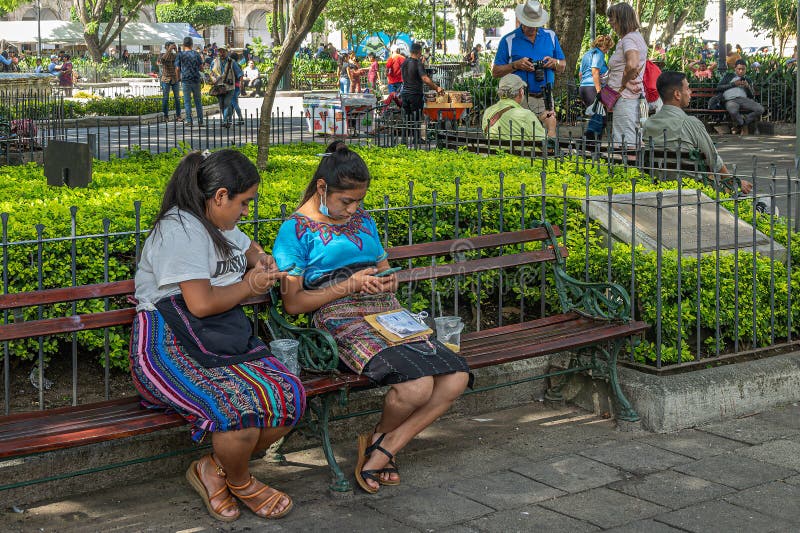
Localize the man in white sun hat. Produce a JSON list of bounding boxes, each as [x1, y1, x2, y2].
[[491, 0, 565, 137]]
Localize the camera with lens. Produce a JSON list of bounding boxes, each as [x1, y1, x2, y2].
[[529, 59, 548, 82]]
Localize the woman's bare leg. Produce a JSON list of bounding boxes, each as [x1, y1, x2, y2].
[[208, 428, 292, 517], [361, 372, 469, 490]]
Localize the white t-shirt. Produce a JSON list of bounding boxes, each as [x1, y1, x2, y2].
[[607, 31, 647, 99], [134, 207, 251, 311]]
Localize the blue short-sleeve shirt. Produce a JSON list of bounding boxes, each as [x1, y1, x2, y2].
[[579, 48, 608, 86], [271, 209, 388, 284], [493, 27, 565, 93]]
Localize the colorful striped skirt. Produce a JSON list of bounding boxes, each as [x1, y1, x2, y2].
[[130, 310, 306, 442]]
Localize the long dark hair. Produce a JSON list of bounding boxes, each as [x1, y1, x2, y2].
[[301, 141, 371, 205], [152, 149, 260, 257]]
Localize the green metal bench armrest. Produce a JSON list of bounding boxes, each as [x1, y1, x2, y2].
[[554, 266, 632, 322], [266, 291, 340, 373]]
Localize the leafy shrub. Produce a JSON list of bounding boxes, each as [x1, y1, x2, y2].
[[0, 144, 796, 369]]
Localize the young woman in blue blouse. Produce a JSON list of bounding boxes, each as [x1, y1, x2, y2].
[[272, 141, 471, 494]]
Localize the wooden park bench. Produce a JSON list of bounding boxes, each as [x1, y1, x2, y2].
[[0, 222, 648, 495], [684, 86, 728, 127]]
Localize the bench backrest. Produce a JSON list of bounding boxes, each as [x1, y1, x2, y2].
[[0, 228, 566, 343], [0, 280, 273, 343], [389, 226, 565, 284]]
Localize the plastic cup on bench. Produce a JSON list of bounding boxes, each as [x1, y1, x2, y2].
[[434, 316, 465, 353], [269, 339, 301, 375]]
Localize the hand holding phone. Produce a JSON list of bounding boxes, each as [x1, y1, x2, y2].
[[374, 266, 401, 278]]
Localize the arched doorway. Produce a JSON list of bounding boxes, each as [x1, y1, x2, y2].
[[245, 9, 271, 46]]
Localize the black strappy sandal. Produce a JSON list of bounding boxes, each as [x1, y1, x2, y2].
[[355, 432, 400, 493], [371, 432, 400, 486]]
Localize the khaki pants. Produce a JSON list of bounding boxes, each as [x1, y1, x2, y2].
[[521, 94, 548, 115]]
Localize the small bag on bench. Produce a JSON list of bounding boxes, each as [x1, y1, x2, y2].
[[707, 93, 723, 111]]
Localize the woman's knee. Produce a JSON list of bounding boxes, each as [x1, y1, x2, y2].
[[390, 377, 434, 407], [435, 372, 469, 399]]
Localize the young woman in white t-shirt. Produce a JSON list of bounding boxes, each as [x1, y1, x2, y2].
[[131, 149, 305, 522]]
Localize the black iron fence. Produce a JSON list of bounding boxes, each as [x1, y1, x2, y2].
[[1, 166, 797, 413]]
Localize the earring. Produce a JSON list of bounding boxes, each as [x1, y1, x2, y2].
[[318, 189, 330, 217]]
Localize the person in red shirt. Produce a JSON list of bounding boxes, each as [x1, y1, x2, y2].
[[385, 46, 405, 93]]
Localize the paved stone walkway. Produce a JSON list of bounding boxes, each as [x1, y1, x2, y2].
[[3, 400, 798, 532]]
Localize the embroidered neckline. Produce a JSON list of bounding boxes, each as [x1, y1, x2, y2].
[[291, 209, 373, 248]]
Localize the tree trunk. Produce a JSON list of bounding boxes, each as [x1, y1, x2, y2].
[[550, 0, 587, 90], [658, 11, 690, 46], [257, 0, 330, 168]]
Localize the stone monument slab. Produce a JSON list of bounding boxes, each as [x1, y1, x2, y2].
[[44, 140, 92, 188], [583, 189, 786, 261]]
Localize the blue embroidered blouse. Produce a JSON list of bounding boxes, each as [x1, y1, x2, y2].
[[272, 208, 388, 284]]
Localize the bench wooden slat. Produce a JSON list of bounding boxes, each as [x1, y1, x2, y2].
[[0, 280, 135, 310], [465, 321, 649, 369], [387, 227, 562, 261], [396, 248, 567, 284], [0, 308, 137, 341]]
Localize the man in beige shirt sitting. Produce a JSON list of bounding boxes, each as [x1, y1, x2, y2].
[[482, 74, 544, 141]]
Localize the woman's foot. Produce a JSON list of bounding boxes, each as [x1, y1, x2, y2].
[[186, 454, 240, 522], [370, 431, 400, 485], [355, 432, 399, 493], [227, 475, 293, 519]]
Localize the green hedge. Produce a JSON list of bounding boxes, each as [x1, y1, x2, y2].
[[1, 144, 797, 369], [0, 95, 218, 121]]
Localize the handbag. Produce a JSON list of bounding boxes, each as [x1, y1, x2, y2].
[[208, 59, 233, 97], [208, 83, 228, 96], [599, 85, 621, 111]]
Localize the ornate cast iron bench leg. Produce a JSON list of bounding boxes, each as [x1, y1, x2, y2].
[[307, 391, 351, 492], [599, 338, 640, 422]]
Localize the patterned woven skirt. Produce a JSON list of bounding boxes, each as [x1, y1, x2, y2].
[[130, 310, 306, 442], [315, 292, 472, 386]]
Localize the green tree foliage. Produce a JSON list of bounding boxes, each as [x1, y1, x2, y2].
[[728, 0, 797, 52], [324, 0, 375, 50], [0, 0, 22, 16], [633, 0, 708, 45], [473, 6, 505, 33], [73, 0, 159, 61], [155, 2, 233, 33]]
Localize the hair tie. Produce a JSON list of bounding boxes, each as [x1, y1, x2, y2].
[[316, 153, 332, 158]]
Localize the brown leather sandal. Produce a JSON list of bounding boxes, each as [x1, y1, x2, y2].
[[185, 454, 240, 522], [227, 475, 293, 519]]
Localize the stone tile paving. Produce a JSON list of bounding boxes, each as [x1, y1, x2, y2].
[[654, 499, 794, 533], [465, 506, 601, 533], [4, 401, 800, 532], [578, 441, 694, 475], [722, 481, 800, 524], [603, 519, 686, 533], [365, 487, 493, 530], [509, 454, 624, 493], [608, 470, 735, 510], [735, 438, 800, 470], [539, 487, 668, 528], [699, 415, 800, 445], [445, 470, 565, 510], [673, 452, 798, 489], [640, 428, 746, 459]]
